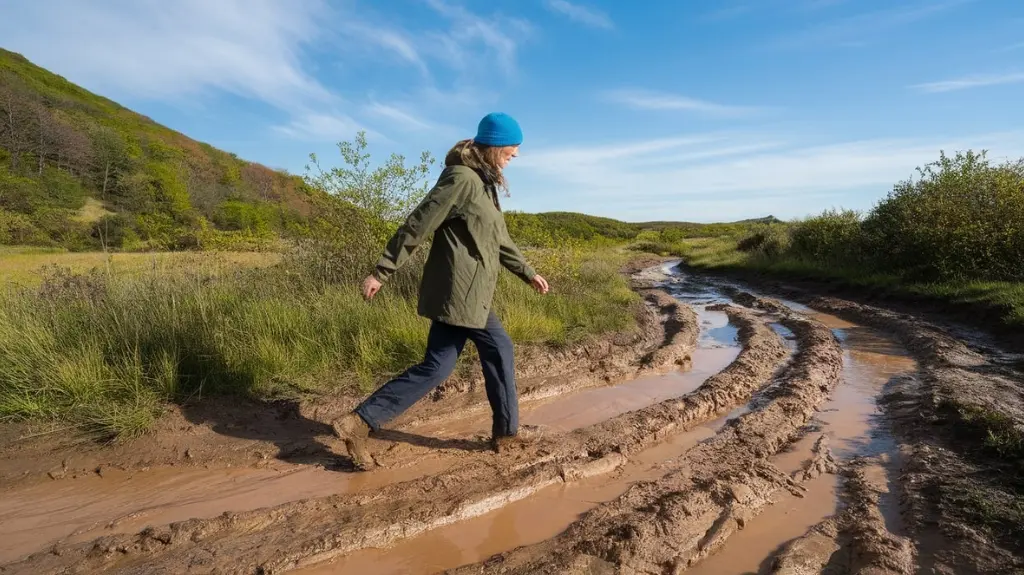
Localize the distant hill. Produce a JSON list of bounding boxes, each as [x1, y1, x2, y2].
[[0, 48, 324, 251]]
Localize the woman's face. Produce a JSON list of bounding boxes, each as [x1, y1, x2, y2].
[[497, 145, 519, 169]]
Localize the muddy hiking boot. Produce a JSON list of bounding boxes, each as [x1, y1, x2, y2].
[[490, 424, 546, 453], [332, 412, 376, 471]]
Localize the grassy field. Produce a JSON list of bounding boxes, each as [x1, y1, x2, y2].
[[0, 244, 640, 439], [0, 247, 280, 287]]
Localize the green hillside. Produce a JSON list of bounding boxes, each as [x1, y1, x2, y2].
[[0, 48, 323, 251]]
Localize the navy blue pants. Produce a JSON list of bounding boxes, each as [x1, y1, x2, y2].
[[354, 311, 519, 438]]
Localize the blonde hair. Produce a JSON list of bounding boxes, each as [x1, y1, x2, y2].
[[444, 139, 509, 195]]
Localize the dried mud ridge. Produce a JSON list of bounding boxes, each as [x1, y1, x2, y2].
[[0, 261, 691, 488], [0, 290, 800, 575], [800, 297, 1024, 575], [770, 457, 915, 575]]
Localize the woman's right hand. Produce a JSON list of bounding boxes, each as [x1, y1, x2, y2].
[[362, 275, 382, 300]]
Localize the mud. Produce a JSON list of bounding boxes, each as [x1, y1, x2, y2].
[[3, 261, 1023, 575], [0, 291, 789, 574], [802, 297, 1024, 574], [441, 303, 843, 574], [771, 458, 915, 575]]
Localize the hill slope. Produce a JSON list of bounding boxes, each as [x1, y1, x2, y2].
[[0, 48, 322, 251]]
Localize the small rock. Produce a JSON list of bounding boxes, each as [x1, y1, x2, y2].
[[184, 448, 194, 460], [47, 470, 66, 480]]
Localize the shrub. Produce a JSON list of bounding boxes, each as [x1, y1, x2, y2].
[[863, 150, 1024, 282], [737, 223, 792, 259], [788, 209, 866, 267]]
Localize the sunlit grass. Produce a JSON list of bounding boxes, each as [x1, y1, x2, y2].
[[0, 247, 640, 439]]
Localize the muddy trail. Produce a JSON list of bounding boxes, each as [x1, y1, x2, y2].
[[2, 261, 1022, 574]]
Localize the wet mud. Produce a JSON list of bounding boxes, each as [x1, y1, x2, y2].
[[2, 260, 1023, 575]]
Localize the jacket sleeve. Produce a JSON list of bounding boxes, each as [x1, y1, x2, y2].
[[498, 223, 537, 284], [372, 170, 469, 282]]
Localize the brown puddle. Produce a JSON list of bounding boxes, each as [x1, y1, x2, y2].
[[524, 345, 739, 432], [0, 457, 452, 565], [295, 415, 733, 575]]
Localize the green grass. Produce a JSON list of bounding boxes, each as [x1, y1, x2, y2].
[[0, 247, 639, 440], [0, 249, 280, 287]]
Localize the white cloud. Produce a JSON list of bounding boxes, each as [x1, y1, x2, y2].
[[911, 72, 1024, 93], [602, 89, 764, 117], [424, 0, 533, 78], [768, 0, 974, 50], [364, 102, 435, 131], [274, 111, 378, 142], [510, 130, 1024, 221], [544, 0, 614, 30], [0, 0, 333, 108]]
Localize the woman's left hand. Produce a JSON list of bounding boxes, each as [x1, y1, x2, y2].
[[531, 274, 549, 294]]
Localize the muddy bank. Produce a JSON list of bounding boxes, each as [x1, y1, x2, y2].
[[0, 296, 788, 574], [771, 457, 915, 575], [0, 263, 690, 489], [800, 297, 1024, 573], [443, 297, 843, 574]]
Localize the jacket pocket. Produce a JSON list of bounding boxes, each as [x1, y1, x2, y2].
[[465, 259, 481, 304]]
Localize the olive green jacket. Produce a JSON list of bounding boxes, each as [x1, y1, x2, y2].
[[372, 164, 537, 329]]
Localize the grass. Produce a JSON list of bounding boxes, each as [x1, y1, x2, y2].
[[0, 246, 640, 439], [0, 248, 280, 287], [661, 236, 1024, 331]]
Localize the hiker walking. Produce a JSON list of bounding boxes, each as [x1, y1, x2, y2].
[[332, 112, 549, 470]]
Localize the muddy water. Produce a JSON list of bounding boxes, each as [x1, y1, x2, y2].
[[685, 306, 916, 575], [297, 414, 737, 575], [0, 457, 453, 564]]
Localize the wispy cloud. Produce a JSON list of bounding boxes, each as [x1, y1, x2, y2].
[[0, 0, 334, 108], [995, 41, 1024, 53], [602, 89, 764, 117], [336, 21, 430, 78], [769, 0, 973, 50], [911, 72, 1024, 93], [273, 111, 379, 142], [425, 0, 533, 78], [544, 0, 614, 30], [699, 5, 752, 22], [364, 102, 435, 131], [510, 130, 1024, 221]]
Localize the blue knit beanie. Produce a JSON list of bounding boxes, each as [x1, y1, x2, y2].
[[473, 112, 522, 147]]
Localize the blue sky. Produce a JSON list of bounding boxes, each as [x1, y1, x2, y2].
[[3, 0, 1023, 222]]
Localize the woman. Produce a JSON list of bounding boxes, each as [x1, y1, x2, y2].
[[332, 112, 549, 471]]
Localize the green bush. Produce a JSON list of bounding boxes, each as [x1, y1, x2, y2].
[[737, 223, 792, 259], [788, 209, 865, 266], [863, 150, 1024, 282]]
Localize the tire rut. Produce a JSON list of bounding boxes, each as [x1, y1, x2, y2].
[[440, 295, 843, 574]]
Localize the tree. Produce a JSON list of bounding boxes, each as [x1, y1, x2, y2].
[[304, 131, 435, 241], [0, 72, 36, 171]]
